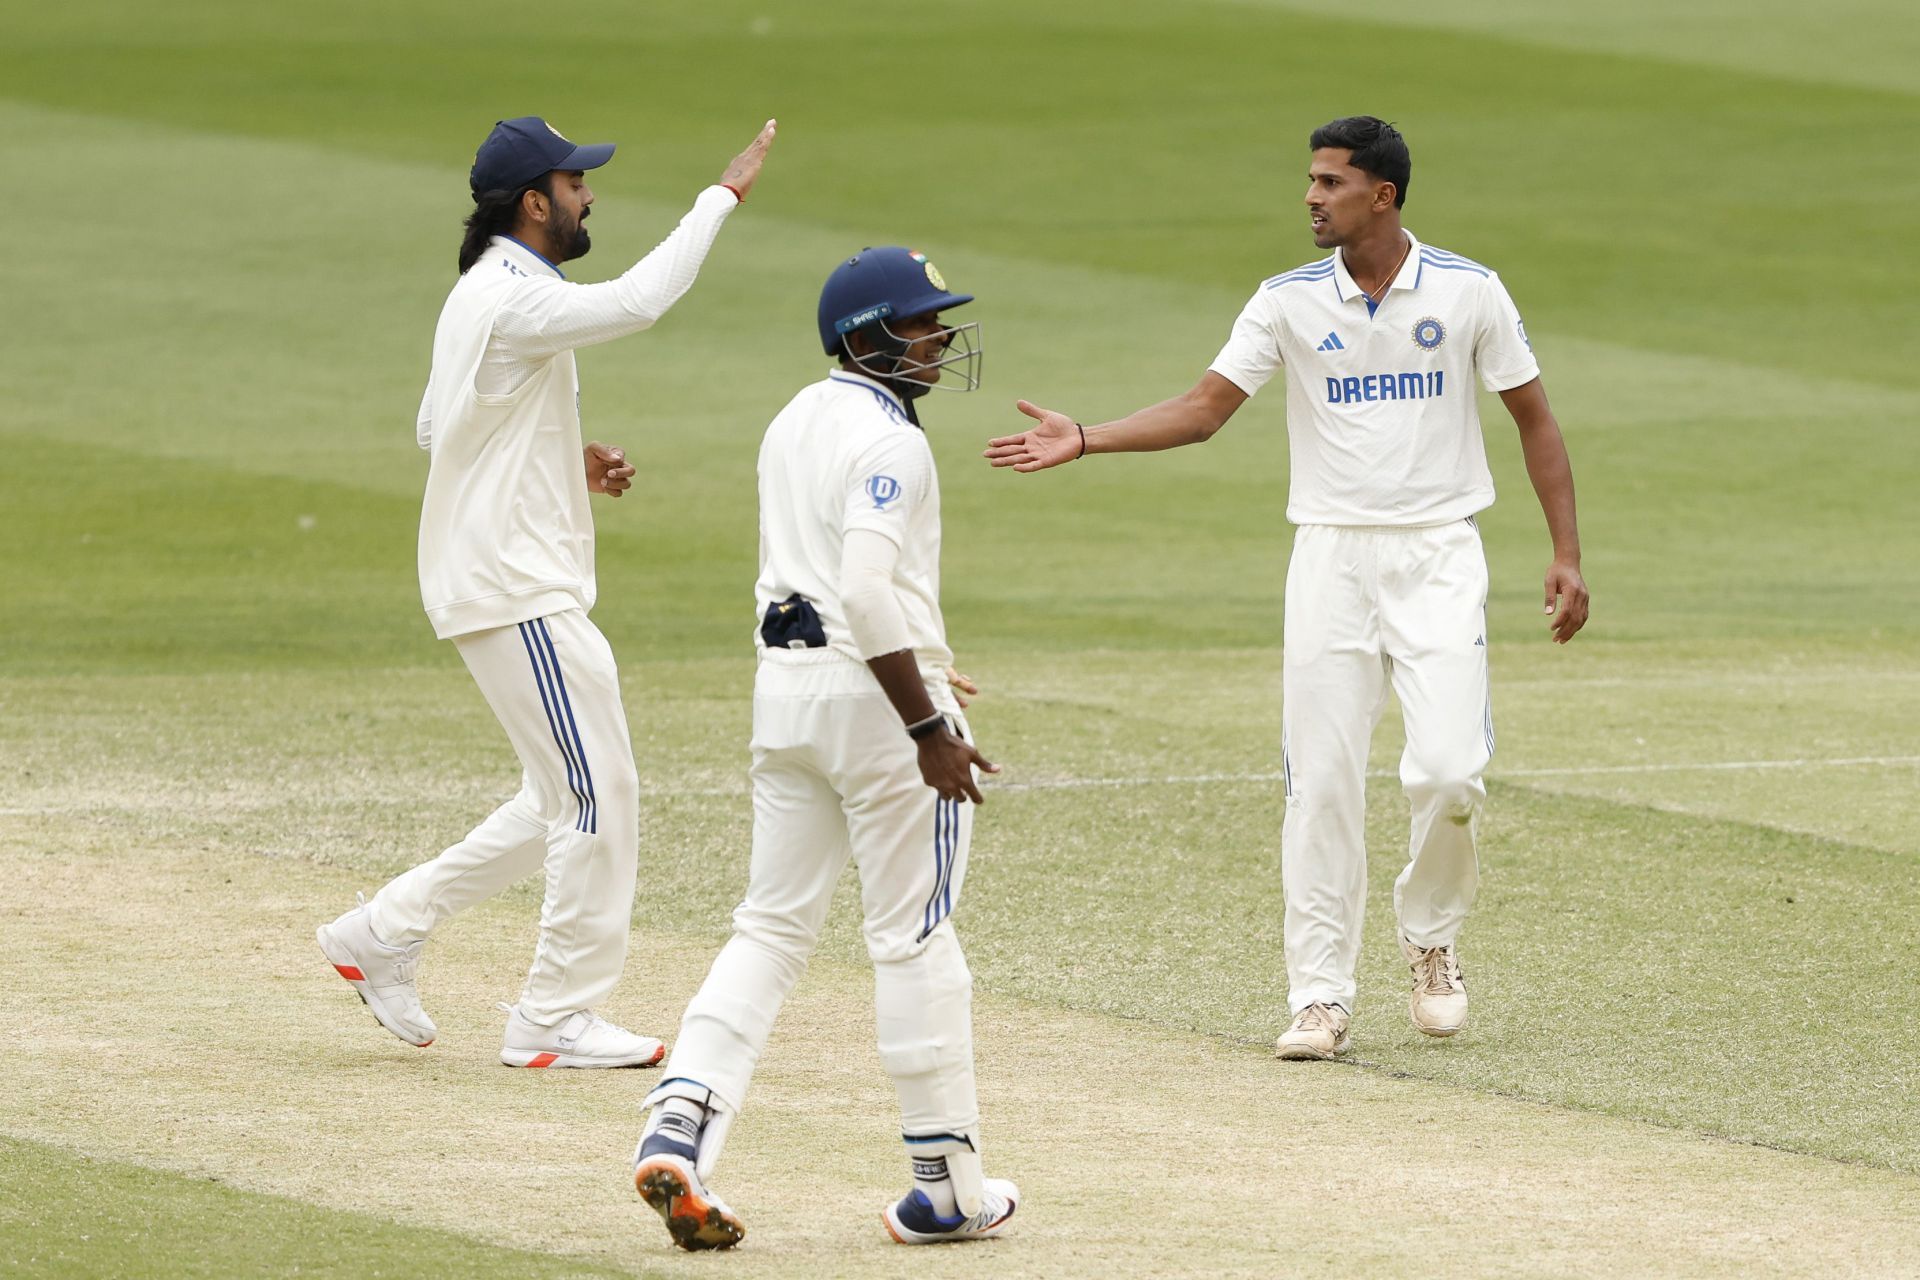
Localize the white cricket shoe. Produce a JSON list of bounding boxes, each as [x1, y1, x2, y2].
[[882, 1180, 1019, 1244], [1274, 1002, 1350, 1061], [498, 1003, 665, 1068], [316, 897, 437, 1048], [633, 1151, 746, 1251], [1401, 936, 1469, 1036]]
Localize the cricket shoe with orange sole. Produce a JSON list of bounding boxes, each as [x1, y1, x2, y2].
[[633, 1150, 746, 1251], [498, 1003, 665, 1068], [316, 896, 437, 1048], [883, 1180, 1019, 1244]]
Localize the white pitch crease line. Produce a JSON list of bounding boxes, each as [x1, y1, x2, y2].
[[984, 754, 1920, 793], [6, 757, 1914, 816], [1491, 755, 1920, 779]]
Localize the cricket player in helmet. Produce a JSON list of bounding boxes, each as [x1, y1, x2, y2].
[[629, 247, 1015, 1250]]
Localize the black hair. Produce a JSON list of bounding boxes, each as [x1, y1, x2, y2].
[[458, 173, 554, 274], [1309, 116, 1410, 209]]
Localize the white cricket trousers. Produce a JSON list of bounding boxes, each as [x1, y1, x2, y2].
[[367, 609, 640, 1024], [660, 648, 980, 1142], [1282, 520, 1494, 1015]]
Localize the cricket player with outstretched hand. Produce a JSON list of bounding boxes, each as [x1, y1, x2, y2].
[[986, 116, 1589, 1060], [316, 115, 776, 1068], [628, 247, 1017, 1251]]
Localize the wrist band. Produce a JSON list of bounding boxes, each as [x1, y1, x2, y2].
[[906, 713, 945, 741], [1076, 422, 1087, 459], [721, 183, 745, 203]]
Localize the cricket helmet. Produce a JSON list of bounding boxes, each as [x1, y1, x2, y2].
[[817, 247, 982, 395]]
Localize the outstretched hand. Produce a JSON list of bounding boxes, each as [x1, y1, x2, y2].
[[984, 400, 1083, 473], [585, 441, 635, 497], [720, 119, 778, 200], [1544, 560, 1589, 643]]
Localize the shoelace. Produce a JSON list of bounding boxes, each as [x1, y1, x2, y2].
[[1411, 947, 1462, 995], [1295, 1003, 1341, 1033]]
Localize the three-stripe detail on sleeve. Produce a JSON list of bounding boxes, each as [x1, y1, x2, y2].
[[517, 618, 597, 834], [1417, 247, 1491, 277], [1263, 257, 1336, 290], [919, 797, 962, 941]]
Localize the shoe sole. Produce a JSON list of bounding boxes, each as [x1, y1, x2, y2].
[[501, 1043, 665, 1069], [315, 926, 434, 1048], [1274, 1034, 1351, 1061], [1410, 995, 1467, 1038], [882, 1203, 1016, 1245], [635, 1158, 744, 1251], [1412, 1017, 1466, 1038]]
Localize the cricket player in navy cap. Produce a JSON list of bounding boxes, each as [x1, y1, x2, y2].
[[316, 115, 777, 1069]]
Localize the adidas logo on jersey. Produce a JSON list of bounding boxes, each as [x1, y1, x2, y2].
[[1316, 331, 1345, 352]]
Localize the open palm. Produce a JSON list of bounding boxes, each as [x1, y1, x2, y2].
[[983, 400, 1082, 473]]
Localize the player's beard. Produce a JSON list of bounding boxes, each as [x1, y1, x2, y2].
[[557, 208, 592, 263]]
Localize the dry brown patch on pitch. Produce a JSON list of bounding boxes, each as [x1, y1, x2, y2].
[[3, 820, 1919, 1278]]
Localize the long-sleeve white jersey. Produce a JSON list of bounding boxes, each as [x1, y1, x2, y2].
[[415, 185, 738, 639]]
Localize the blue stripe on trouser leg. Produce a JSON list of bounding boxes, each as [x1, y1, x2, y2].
[[917, 794, 940, 936], [534, 618, 597, 834], [523, 620, 592, 833], [938, 799, 957, 920], [518, 622, 590, 830], [919, 799, 961, 937]]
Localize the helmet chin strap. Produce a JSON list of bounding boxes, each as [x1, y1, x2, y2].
[[844, 341, 928, 426]]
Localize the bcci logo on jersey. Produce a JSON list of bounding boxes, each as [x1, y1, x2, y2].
[[867, 475, 902, 509], [1412, 317, 1447, 350]]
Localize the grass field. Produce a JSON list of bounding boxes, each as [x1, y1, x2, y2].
[[3, 1, 1919, 1275]]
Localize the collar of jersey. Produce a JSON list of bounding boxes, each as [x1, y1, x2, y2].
[[1332, 229, 1421, 303], [828, 369, 909, 414], [493, 234, 567, 280]]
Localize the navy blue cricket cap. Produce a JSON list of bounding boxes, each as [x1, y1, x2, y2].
[[469, 116, 616, 195]]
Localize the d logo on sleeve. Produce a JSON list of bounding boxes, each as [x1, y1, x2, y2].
[[866, 475, 902, 509]]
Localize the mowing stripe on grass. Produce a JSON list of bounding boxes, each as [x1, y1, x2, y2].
[[0, 1135, 638, 1280]]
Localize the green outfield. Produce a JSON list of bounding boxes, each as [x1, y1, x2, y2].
[[3, 1, 1918, 1275]]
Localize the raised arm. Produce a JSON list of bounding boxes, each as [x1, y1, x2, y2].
[[983, 372, 1248, 473], [1498, 376, 1589, 644], [494, 120, 777, 359]]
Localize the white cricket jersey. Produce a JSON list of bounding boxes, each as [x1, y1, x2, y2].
[[414, 186, 738, 639], [1208, 231, 1539, 526], [754, 370, 953, 687]]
